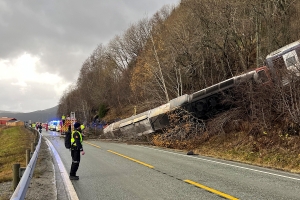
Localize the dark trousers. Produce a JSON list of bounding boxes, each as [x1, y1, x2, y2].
[[70, 149, 81, 176]]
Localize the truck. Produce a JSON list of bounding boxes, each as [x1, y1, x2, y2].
[[60, 112, 76, 135]]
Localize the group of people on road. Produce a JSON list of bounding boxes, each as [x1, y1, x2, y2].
[[32, 122, 43, 132], [37, 123, 42, 129]]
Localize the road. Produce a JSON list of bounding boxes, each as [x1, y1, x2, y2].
[[42, 130, 300, 200]]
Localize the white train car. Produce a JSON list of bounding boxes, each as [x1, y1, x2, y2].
[[104, 40, 300, 138], [104, 66, 271, 137]]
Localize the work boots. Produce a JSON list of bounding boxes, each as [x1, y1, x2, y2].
[[69, 175, 79, 180]]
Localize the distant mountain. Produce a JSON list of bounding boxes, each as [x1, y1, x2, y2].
[[0, 106, 59, 122], [0, 110, 17, 113]]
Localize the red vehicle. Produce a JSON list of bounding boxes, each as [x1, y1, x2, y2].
[[42, 123, 47, 128]]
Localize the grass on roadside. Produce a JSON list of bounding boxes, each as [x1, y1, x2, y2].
[[0, 126, 35, 183], [193, 131, 300, 173], [152, 130, 300, 173]]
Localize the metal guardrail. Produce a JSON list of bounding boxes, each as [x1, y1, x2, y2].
[[10, 129, 42, 200]]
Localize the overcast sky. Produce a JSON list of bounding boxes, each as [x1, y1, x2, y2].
[[0, 0, 179, 113]]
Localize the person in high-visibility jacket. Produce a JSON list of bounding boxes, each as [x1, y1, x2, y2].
[[80, 124, 85, 130], [69, 122, 85, 180], [62, 114, 66, 125], [80, 124, 85, 137]]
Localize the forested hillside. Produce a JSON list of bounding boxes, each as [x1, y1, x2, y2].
[[58, 0, 300, 121], [57, 0, 300, 172]]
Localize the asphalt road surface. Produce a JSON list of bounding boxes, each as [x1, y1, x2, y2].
[[42, 130, 300, 200]]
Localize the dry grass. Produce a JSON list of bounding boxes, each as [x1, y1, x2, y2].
[[0, 126, 35, 183], [152, 129, 300, 173], [150, 102, 300, 173], [196, 132, 300, 173]]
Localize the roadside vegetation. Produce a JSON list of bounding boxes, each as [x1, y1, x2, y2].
[[0, 126, 34, 183], [151, 110, 300, 173]]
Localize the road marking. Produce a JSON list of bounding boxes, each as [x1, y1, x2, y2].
[[138, 145, 300, 181], [45, 139, 239, 199], [84, 141, 101, 148], [184, 179, 239, 200], [107, 150, 154, 169], [107, 148, 237, 198]]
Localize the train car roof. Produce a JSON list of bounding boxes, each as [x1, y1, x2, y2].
[[266, 40, 300, 59]]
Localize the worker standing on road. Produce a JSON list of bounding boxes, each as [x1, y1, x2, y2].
[[80, 124, 85, 137], [70, 122, 85, 180], [62, 114, 66, 125]]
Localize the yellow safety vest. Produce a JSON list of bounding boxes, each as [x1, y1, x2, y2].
[[71, 130, 82, 146], [62, 115, 66, 120]]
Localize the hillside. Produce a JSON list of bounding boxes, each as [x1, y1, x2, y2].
[[56, 0, 300, 124], [0, 106, 58, 122]]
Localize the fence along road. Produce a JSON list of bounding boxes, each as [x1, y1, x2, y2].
[[44, 130, 300, 200]]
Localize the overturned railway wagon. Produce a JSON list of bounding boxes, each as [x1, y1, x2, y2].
[[104, 40, 300, 138], [104, 67, 271, 138]]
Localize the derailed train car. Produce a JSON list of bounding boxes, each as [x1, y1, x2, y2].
[[266, 40, 300, 73], [104, 40, 300, 138], [104, 66, 271, 137], [266, 40, 300, 85]]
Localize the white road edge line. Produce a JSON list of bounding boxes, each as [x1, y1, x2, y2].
[[137, 145, 300, 181], [45, 138, 79, 200]]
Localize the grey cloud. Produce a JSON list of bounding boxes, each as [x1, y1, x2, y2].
[[0, 79, 59, 112], [0, 0, 179, 112]]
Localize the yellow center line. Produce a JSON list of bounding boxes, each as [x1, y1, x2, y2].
[[184, 179, 239, 200], [84, 141, 101, 148], [107, 150, 154, 169], [86, 144, 237, 199]]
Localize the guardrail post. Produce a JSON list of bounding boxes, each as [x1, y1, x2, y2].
[[12, 164, 20, 190], [26, 149, 30, 165], [31, 143, 35, 157]]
